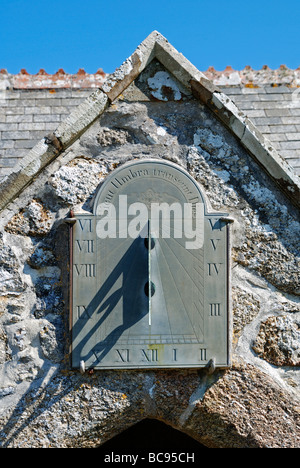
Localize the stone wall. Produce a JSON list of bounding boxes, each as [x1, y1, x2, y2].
[[0, 62, 299, 448]]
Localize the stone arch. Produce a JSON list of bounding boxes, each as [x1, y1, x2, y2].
[[1, 362, 298, 447], [97, 418, 208, 452]]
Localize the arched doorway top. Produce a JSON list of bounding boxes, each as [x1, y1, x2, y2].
[[98, 418, 207, 455]]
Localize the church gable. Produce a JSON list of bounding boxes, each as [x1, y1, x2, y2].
[[0, 32, 299, 448], [0, 31, 299, 213]]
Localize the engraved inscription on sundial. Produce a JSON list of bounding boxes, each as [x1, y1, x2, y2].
[[71, 159, 231, 370]]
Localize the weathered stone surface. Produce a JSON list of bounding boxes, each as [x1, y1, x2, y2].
[[0, 233, 25, 296], [96, 127, 134, 147], [5, 199, 53, 237], [185, 360, 300, 448], [49, 157, 108, 207], [28, 245, 56, 270], [191, 81, 300, 208], [233, 230, 300, 296], [0, 326, 7, 364], [0, 361, 298, 448], [253, 314, 300, 366], [33, 271, 63, 319], [232, 286, 260, 337], [39, 322, 64, 363], [101, 53, 143, 102], [186, 124, 300, 297]]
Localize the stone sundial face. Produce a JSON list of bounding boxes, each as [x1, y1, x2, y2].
[[71, 159, 231, 370]]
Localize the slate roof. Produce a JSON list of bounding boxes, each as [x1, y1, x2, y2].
[[219, 85, 300, 176], [0, 33, 299, 193]]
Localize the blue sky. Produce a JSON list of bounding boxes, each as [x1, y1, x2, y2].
[[0, 0, 299, 74]]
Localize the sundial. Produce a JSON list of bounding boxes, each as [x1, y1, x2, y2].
[[70, 159, 231, 370]]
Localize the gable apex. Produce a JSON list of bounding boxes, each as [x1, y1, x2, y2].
[[100, 31, 206, 102], [0, 31, 299, 213], [100, 31, 300, 207]]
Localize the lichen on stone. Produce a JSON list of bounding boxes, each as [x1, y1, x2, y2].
[[232, 286, 261, 336], [5, 199, 53, 237], [49, 157, 108, 207], [148, 71, 182, 101], [233, 229, 300, 296], [96, 127, 134, 146], [253, 314, 300, 366]]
